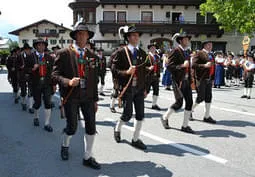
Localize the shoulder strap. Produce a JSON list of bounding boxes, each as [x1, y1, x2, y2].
[[68, 48, 78, 77], [124, 46, 133, 67]]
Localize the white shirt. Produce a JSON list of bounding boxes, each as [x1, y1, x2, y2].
[[202, 48, 210, 54], [73, 43, 86, 56], [127, 44, 139, 54], [215, 57, 225, 63], [36, 51, 44, 58]]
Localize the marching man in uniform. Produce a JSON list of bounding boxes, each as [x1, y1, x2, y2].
[[241, 51, 255, 99], [161, 32, 195, 134], [32, 39, 55, 131], [97, 48, 107, 96], [17, 43, 35, 113], [192, 40, 216, 124], [112, 25, 149, 150], [6, 48, 20, 104], [109, 40, 126, 113], [52, 22, 101, 169], [146, 43, 161, 110]]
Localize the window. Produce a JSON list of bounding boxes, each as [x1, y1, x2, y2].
[[117, 12, 126, 23], [67, 39, 73, 44], [22, 39, 29, 44], [59, 29, 66, 33], [59, 39, 66, 44], [207, 13, 216, 24], [50, 29, 57, 34], [141, 11, 153, 23], [45, 29, 50, 34], [50, 40, 57, 45], [89, 12, 94, 23], [196, 13, 205, 24], [103, 11, 115, 22], [33, 29, 39, 34], [172, 12, 182, 23]]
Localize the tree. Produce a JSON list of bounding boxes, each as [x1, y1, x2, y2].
[[200, 0, 255, 35], [8, 41, 19, 51]]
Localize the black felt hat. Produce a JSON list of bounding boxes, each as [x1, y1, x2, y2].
[[70, 22, 94, 40]]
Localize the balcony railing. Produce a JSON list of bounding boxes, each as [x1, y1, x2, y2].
[[100, 0, 203, 6], [35, 32, 59, 38], [98, 20, 224, 37]]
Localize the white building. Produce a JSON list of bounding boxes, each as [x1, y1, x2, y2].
[[69, 0, 253, 54], [0, 36, 11, 51], [9, 19, 73, 49]]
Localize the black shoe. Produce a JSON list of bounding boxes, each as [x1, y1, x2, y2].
[[28, 108, 34, 114], [131, 139, 147, 150], [247, 96, 251, 99], [61, 146, 69, 160], [100, 93, 105, 96], [203, 117, 216, 124], [83, 157, 101, 170], [114, 128, 121, 143], [33, 118, 40, 127], [44, 125, 53, 132], [181, 126, 195, 134], [241, 95, 247, 98], [110, 107, 117, 113], [22, 104, 27, 111], [152, 105, 161, 111], [160, 117, 170, 129], [165, 87, 171, 91], [217, 86, 221, 88], [14, 98, 19, 104]]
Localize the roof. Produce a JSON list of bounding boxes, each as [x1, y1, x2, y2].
[[0, 38, 11, 45], [9, 19, 72, 36]]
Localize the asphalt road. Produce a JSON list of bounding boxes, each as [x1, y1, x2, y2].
[[0, 69, 255, 177]]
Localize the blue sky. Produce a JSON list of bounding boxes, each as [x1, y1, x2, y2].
[[0, 0, 73, 41]]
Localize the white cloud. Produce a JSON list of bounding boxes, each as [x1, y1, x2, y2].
[[0, 0, 73, 29]]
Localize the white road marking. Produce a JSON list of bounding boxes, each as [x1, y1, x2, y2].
[[158, 95, 255, 117], [105, 118, 228, 165]]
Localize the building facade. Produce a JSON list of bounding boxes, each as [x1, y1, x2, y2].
[[69, 0, 250, 54], [9, 19, 73, 49], [0, 37, 11, 51]]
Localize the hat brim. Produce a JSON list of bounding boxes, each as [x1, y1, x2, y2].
[[202, 41, 213, 47], [70, 30, 94, 40], [124, 32, 143, 41], [33, 41, 48, 49], [176, 36, 192, 44]]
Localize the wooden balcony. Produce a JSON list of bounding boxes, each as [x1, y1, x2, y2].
[[100, 0, 204, 6], [35, 32, 59, 38], [98, 20, 224, 37]]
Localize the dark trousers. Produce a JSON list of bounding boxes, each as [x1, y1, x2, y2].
[[32, 85, 52, 109], [121, 87, 144, 122], [64, 98, 96, 135], [244, 74, 254, 88], [99, 73, 105, 85], [146, 77, 159, 96], [196, 79, 212, 104], [20, 75, 33, 97], [171, 79, 193, 111], [10, 72, 19, 93]]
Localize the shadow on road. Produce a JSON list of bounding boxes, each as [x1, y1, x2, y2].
[[196, 129, 246, 138], [146, 143, 210, 157], [96, 161, 173, 177], [217, 120, 255, 127]]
